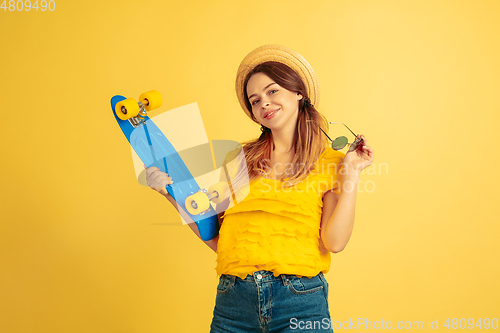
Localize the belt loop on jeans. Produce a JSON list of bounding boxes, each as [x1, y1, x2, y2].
[[318, 271, 325, 284], [280, 274, 289, 286], [229, 275, 236, 286]]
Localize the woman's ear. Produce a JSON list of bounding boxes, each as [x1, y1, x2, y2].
[[297, 93, 303, 101]]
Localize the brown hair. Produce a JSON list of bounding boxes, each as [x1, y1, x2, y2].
[[230, 61, 329, 190]]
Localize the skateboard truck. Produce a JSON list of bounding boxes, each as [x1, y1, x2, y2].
[[125, 103, 148, 128], [114, 90, 163, 128]]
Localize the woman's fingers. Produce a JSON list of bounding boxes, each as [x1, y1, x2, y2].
[[363, 145, 374, 156], [149, 170, 163, 185], [145, 166, 154, 177], [355, 135, 374, 165], [360, 145, 374, 164], [358, 134, 368, 146], [145, 167, 174, 188], [152, 171, 167, 186]]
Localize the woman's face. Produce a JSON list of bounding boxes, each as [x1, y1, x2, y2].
[[246, 72, 303, 131]]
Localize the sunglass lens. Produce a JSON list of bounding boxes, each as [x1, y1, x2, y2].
[[331, 136, 348, 150]]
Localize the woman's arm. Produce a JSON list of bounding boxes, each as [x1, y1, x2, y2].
[[320, 135, 374, 253], [320, 170, 360, 253]]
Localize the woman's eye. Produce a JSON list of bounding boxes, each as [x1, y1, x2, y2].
[[251, 99, 259, 105], [269, 89, 277, 94]]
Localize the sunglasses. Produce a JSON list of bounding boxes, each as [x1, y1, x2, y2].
[[313, 121, 364, 152]]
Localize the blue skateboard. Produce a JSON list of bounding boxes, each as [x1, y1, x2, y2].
[[111, 90, 223, 241]]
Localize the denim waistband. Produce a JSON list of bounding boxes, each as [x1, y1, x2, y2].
[[221, 270, 325, 286]]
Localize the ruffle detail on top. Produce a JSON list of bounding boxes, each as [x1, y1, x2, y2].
[[215, 147, 345, 279]]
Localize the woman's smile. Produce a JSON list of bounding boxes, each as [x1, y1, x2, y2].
[[264, 107, 280, 119]]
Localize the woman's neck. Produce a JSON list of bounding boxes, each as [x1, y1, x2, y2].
[[270, 118, 297, 154]]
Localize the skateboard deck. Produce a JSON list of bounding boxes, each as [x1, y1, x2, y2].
[[111, 93, 219, 241]]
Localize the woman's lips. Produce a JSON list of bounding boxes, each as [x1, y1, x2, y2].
[[264, 108, 280, 119]]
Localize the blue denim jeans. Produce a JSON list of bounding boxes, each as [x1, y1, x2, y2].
[[210, 270, 334, 332]]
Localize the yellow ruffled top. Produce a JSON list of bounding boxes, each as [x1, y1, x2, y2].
[[215, 147, 346, 279]]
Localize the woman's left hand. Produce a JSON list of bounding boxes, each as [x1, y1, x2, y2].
[[342, 134, 374, 173]]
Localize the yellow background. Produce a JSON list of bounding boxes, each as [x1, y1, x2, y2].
[[1, 0, 499, 332]]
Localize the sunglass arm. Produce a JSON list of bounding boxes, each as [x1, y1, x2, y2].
[[329, 122, 358, 137]]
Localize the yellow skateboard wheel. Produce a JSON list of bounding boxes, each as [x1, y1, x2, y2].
[[185, 191, 210, 215], [115, 98, 140, 120], [208, 181, 229, 204], [139, 90, 163, 111]]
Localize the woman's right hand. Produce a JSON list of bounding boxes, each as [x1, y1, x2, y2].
[[144, 164, 173, 196]]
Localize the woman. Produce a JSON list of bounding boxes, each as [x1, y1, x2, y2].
[[145, 45, 374, 332]]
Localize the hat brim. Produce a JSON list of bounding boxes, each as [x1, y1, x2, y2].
[[235, 44, 320, 121]]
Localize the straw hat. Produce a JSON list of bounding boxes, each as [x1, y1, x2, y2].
[[235, 44, 320, 122]]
